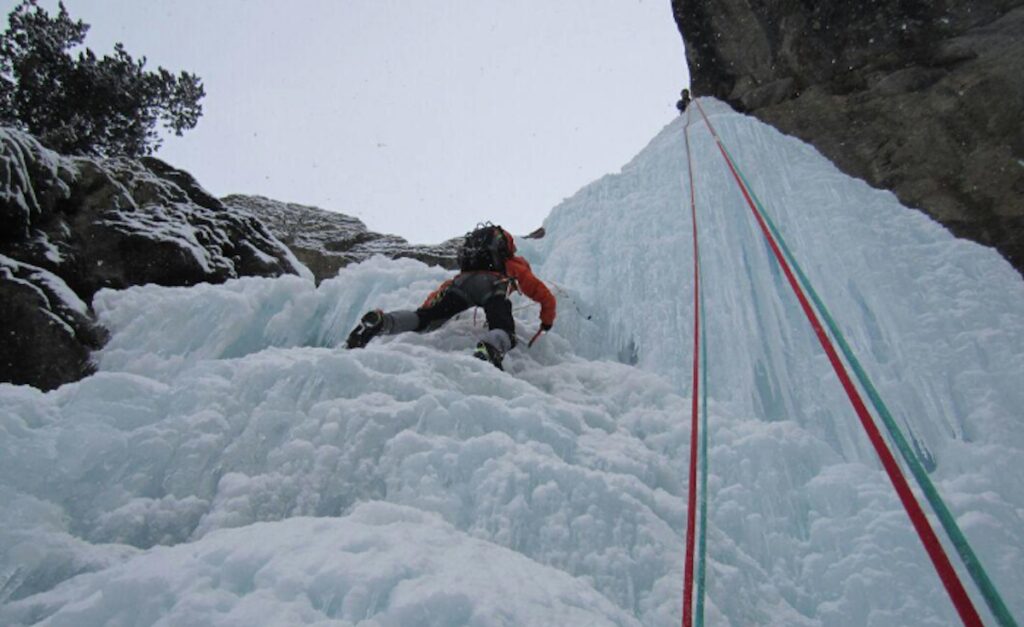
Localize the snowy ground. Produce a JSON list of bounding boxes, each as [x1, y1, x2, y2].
[[2, 100, 1023, 626]]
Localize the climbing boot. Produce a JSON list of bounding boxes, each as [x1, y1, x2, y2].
[[347, 309, 385, 349], [473, 341, 504, 370]]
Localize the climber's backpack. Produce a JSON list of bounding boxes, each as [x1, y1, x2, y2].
[[458, 223, 511, 272]]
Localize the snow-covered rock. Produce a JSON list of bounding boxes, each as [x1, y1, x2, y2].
[[0, 127, 311, 389], [224, 194, 460, 283], [0, 254, 106, 391]]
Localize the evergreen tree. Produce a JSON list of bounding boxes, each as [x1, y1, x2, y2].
[[0, 1, 204, 157]]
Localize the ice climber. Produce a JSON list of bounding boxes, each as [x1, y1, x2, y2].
[[345, 223, 557, 370], [676, 88, 691, 114]]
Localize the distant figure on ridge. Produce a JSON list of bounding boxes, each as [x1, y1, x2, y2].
[[346, 223, 556, 370], [676, 88, 691, 114]]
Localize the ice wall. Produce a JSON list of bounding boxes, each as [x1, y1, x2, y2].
[[2, 100, 1023, 626], [522, 98, 1024, 623]]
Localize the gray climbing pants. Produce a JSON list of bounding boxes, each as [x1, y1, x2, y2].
[[380, 272, 515, 353]]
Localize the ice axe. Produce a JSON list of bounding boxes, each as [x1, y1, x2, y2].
[[527, 326, 547, 348]]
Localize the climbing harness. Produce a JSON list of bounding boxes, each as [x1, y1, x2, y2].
[[688, 96, 1016, 626]]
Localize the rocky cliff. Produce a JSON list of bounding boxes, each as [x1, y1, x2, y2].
[[672, 0, 1024, 276], [0, 127, 461, 391], [222, 195, 459, 284], [0, 128, 309, 389]]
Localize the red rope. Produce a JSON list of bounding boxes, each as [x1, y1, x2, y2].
[[692, 98, 982, 627], [681, 106, 701, 627]]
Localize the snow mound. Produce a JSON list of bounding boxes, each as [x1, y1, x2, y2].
[[2, 259, 693, 625], [4, 503, 639, 627]]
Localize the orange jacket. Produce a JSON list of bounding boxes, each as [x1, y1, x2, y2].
[[504, 255, 556, 327], [501, 228, 556, 327]]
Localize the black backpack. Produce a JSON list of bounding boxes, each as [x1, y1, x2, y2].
[[458, 223, 511, 272]]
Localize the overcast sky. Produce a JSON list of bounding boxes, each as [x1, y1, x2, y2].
[[13, 1, 688, 243]]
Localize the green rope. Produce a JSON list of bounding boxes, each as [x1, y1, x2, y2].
[[695, 241, 710, 627], [722, 143, 1018, 627]]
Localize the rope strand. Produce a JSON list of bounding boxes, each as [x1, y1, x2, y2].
[[723, 137, 1016, 627], [692, 97, 983, 627], [680, 104, 709, 627]]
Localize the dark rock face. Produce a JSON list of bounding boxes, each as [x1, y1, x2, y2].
[[673, 0, 1024, 275], [223, 195, 460, 284], [0, 256, 107, 391], [0, 128, 306, 390]]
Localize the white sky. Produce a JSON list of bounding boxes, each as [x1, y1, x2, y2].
[[14, 1, 688, 243]]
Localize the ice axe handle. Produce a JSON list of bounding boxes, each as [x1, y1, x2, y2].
[[527, 328, 545, 348]]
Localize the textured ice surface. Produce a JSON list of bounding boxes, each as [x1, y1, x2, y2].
[[2, 100, 1022, 626]]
